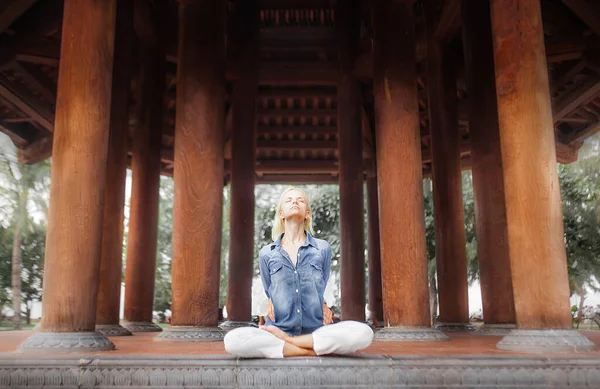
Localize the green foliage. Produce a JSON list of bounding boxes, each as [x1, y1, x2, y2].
[[154, 176, 174, 322]]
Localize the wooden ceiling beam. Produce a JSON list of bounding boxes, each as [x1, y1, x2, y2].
[[563, 0, 600, 37], [258, 108, 337, 117], [0, 75, 54, 132], [258, 139, 337, 150], [0, 120, 36, 146], [257, 125, 337, 135], [259, 88, 337, 99], [553, 77, 600, 122], [259, 68, 338, 86], [0, 0, 38, 34], [0, 0, 63, 69], [12, 61, 57, 102], [256, 174, 338, 184], [435, 0, 461, 44], [16, 134, 52, 164]]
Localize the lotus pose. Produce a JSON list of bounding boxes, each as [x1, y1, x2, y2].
[[224, 188, 373, 358]]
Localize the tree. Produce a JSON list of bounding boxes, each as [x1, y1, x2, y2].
[[0, 142, 50, 329], [154, 176, 174, 322]]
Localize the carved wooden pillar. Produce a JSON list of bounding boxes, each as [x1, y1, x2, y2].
[[158, 0, 226, 341], [96, 0, 134, 337], [425, 1, 470, 329], [490, 0, 595, 351], [337, 0, 365, 321], [19, 0, 117, 352], [461, 0, 515, 333], [372, 0, 447, 341], [224, 0, 259, 327]]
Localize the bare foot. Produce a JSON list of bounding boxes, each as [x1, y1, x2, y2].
[[259, 325, 290, 342]]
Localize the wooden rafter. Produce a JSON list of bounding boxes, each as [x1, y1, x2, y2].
[[553, 77, 600, 122], [0, 75, 54, 132], [435, 0, 461, 44], [11, 61, 56, 102], [16, 134, 52, 163], [563, 0, 600, 37], [0, 0, 38, 35]]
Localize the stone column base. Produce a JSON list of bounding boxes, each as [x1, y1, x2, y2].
[[475, 323, 517, 336], [373, 327, 450, 341], [96, 324, 132, 336], [497, 329, 598, 352], [434, 322, 477, 332], [17, 331, 115, 352], [218, 321, 257, 331], [121, 321, 163, 332], [155, 326, 224, 342]]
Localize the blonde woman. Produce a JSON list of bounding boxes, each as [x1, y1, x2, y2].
[[224, 187, 373, 358]]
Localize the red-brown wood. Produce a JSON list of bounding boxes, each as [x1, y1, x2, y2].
[[97, 0, 134, 326], [337, 0, 365, 321], [123, 42, 165, 324], [227, 0, 259, 322], [425, 2, 469, 324], [367, 175, 383, 324], [171, 0, 226, 327], [373, 0, 430, 327], [461, 0, 515, 325], [490, 0, 572, 329], [40, 0, 116, 332]]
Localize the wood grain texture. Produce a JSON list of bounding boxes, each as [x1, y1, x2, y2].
[[123, 41, 165, 323], [227, 0, 259, 322], [490, 0, 571, 329], [97, 0, 134, 326], [171, 0, 226, 327], [337, 0, 365, 321], [461, 0, 515, 325], [425, 1, 469, 324], [373, 0, 430, 327], [40, 0, 116, 332]]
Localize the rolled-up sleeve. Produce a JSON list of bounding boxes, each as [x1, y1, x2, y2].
[[259, 253, 271, 299]]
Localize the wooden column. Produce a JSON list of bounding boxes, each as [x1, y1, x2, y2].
[[122, 35, 165, 332], [461, 0, 515, 327], [425, 3, 469, 326], [337, 0, 365, 321], [367, 175, 383, 324], [19, 0, 116, 352], [96, 0, 134, 337], [490, 0, 571, 329], [373, 0, 440, 338], [165, 0, 226, 336], [225, 0, 259, 324]]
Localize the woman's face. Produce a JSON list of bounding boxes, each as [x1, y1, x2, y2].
[[279, 189, 310, 222]]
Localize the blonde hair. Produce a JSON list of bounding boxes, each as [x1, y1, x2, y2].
[[271, 187, 314, 241]]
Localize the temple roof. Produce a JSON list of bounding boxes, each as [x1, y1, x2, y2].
[[0, 0, 598, 183]]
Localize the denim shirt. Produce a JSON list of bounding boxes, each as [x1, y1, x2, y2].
[[259, 232, 332, 336]]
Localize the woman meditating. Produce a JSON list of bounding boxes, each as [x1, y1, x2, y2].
[[224, 187, 373, 358]]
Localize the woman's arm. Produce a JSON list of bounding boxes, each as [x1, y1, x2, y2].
[[322, 243, 333, 287], [258, 254, 271, 299]]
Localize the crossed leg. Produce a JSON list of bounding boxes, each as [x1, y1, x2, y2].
[[224, 321, 373, 359]]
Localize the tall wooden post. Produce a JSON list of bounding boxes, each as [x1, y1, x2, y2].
[[425, 2, 470, 330], [122, 15, 165, 333], [367, 175, 383, 325], [157, 0, 226, 341], [372, 0, 447, 341], [96, 0, 134, 337], [490, 0, 595, 351], [18, 0, 117, 352], [461, 0, 515, 333], [224, 0, 259, 327], [337, 0, 365, 321]]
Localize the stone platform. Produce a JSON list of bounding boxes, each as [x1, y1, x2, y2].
[[1, 331, 600, 388]]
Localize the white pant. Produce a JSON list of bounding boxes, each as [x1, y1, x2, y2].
[[223, 321, 373, 359]]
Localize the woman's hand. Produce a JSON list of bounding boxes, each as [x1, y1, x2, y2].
[[323, 303, 333, 325], [267, 299, 275, 321]]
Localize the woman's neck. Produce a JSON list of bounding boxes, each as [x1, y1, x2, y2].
[[283, 221, 306, 245]]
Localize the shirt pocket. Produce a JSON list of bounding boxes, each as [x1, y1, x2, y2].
[[269, 260, 288, 285], [309, 259, 324, 282]]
